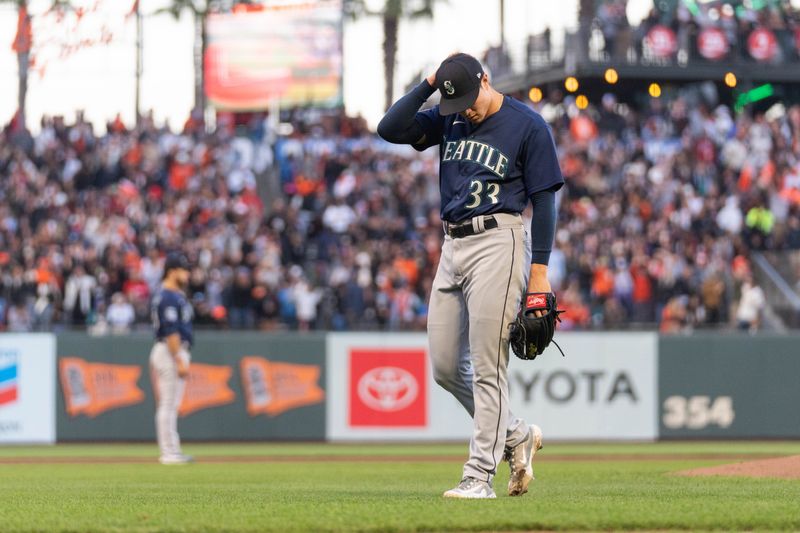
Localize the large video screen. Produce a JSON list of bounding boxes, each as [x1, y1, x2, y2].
[[205, 0, 342, 110]]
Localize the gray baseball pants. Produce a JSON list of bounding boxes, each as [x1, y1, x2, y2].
[[427, 213, 531, 483], [150, 342, 190, 459]]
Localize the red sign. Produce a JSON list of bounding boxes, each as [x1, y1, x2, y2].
[[795, 28, 800, 54], [698, 27, 729, 60], [646, 25, 677, 58], [349, 349, 427, 427], [748, 28, 778, 61]]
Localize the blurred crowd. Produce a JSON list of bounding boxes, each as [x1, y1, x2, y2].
[[1, 88, 799, 333], [519, 0, 800, 68], [541, 89, 799, 332]]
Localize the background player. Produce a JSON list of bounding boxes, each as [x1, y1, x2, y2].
[[378, 53, 564, 498], [150, 252, 194, 465]]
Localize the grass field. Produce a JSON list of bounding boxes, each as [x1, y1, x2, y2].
[[2, 441, 800, 532]]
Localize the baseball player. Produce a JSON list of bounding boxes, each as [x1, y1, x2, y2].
[[150, 252, 194, 465], [378, 53, 564, 498]]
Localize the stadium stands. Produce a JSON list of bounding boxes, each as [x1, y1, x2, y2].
[[1, 98, 799, 333]]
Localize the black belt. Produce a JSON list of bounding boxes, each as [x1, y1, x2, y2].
[[444, 216, 499, 239], [156, 339, 192, 349]]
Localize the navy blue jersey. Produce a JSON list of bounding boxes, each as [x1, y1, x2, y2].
[[152, 287, 193, 347], [413, 96, 564, 223]]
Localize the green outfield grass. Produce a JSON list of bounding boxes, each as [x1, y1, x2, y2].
[[1, 442, 799, 532]]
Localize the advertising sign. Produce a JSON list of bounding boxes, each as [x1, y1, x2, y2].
[[327, 333, 657, 441], [646, 25, 678, 58], [326, 333, 471, 441], [176, 363, 236, 417], [698, 27, 729, 60], [0, 334, 56, 444], [349, 349, 427, 428], [205, 0, 342, 110], [60, 358, 145, 417], [508, 333, 658, 440], [748, 28, 778, 61], [240, 356, 324, 417]]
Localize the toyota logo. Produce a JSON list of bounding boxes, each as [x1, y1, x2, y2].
[[357, 366, 418, 412]]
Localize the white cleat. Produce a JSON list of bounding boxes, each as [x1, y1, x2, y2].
[[159, 454, 194, 465], [506, 424, 543, 496], [443, 477, 497, 499]]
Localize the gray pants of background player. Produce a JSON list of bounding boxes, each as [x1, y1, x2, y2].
[[150, 342, 190, 458], [428, 213, 531, 483]]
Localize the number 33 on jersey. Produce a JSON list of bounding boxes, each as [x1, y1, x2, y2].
[[413, 96, 563, 223]]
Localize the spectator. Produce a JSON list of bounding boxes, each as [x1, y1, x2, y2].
[[106, 292, 136, 334], [6, 299, 32, 332], [292, 277, 322, 331], [736, 274, 766, 332], [32, 283, 55, 331], [700, 271, 727, 325], [63, 265, 97, 326], [226, 268, 256, 329], [2, 97, 800, 333]]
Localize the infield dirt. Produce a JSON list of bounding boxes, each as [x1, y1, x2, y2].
[[677, 454, 800, 479]]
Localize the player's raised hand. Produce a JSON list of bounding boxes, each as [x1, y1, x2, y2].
[[426, 72, 436, 87]]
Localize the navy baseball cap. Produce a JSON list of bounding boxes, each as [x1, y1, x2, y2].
[[164, 252, 190, 274], [435, 53, 485, 115]]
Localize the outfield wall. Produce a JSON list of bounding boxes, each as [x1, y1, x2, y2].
[[56, 332, 327, 442], [1, 332, 799, 443], [658, 335, 800, 439]]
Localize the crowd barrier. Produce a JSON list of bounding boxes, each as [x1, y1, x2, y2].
[[1, 332, 798, 443]]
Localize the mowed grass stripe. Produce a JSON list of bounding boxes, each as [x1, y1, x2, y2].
[[2, 441, 800, 459], [1, 444, 800, 532]]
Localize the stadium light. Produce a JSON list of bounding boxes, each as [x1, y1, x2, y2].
[[724, 72, 737, 88], [529, 87, 543, 103], [604, 68, 619, 84], [648, 83, 662, 98], [576, 95, 589, 109], [565, 77, 579, 93]]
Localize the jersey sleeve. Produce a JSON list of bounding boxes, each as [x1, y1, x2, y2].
[[158, 297, 180, 336], [521, 119, 565, 196], [412, 106, 445, 152]]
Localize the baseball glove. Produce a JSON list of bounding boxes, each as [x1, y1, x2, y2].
[[508, 292, 565, 360]]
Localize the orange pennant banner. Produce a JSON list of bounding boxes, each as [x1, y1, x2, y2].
[[240, 357, 324, 417], [59, 357, 145, 418], [178, 363, 236, 417]]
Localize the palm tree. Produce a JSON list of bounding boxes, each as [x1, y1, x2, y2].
[[344, 0, 437, 111], [3, 0, 71, 131]]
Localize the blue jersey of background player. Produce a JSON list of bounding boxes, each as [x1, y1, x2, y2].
[[150, 252, 193, 465], [153, 280, 194, 349]]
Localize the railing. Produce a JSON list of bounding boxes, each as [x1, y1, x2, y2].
[[754, 252, 800, 328]]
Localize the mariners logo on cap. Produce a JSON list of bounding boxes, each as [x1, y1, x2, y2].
[[434, 53, 484, 115]]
